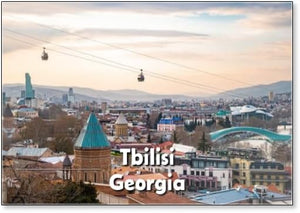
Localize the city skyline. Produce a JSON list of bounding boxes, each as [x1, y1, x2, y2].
[[2, 2, 292, 95]]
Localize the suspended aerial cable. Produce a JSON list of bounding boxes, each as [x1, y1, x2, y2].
[[3, 28, 247, 98], [5, 15, 254, 87], [7, 34, 245, 98]]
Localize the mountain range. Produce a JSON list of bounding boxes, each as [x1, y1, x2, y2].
[[214, 81, 292, 99], [2, 81, 291, 102]]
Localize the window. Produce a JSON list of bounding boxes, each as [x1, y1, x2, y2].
[[276, 176, 280, 180], [183, 170, 187, 175], [252, 181, 256, 185], [212, 182, 215, 188], [260, 175, 264, 179], [243, 172, 246, 177], [267, 175, 271, 180], [242, 180, 246, 184], [191, 171, 195, 175], [94, 173, 97, 182], [192, 161, 199, 168], [201, 171, 205, 176], [223, 173, 225, 178], [243, 163, 246, 169], [235, 164, 239, 169], [196, 171, 200, 176], [233, 171, 240, 176], [199, 161, 205, 168], [260, 181, 263, 185], [209, 172, 213, 177], [201, 181, 205, 187], [252, 174, 256, 179]]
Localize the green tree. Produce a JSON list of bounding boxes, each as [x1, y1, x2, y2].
[[198, 132, 213, 154], [224, 116, 232, 128], [172, 130, 180, 144], [49, 137, 74, 154], [55, 181, 98, 203], [147, 134, 151, 143], [20, 117, 49, 144], [154, 112, 162, 129], [184, 121, 197, 132]]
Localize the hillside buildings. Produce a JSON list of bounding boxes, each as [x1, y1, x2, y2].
[[157, 117, 184, 132]]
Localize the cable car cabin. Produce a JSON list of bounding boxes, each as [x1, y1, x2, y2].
[[137, 69, 145, 82], [41, 47, 48, 60]]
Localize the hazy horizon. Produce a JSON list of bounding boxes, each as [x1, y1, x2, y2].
[[2, 2, 292, 96]]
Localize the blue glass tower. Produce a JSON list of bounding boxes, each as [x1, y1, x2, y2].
[[25, 73, 35, 99]]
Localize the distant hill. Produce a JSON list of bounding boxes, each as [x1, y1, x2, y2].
[[214, 81, 292, 98], [2, 84, 192, 102], [3, 81, 291, 102]]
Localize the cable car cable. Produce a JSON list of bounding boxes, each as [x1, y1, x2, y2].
[[4, 15, 255, 87], [3, 28, 248, 98]]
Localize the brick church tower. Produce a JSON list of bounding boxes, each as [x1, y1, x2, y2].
[[72, 113, 111, 183]]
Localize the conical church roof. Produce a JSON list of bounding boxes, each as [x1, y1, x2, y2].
[[74, 113, 110, 149], [115, 113, 128, 125]]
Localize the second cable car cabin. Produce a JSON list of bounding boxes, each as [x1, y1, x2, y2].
[[137, 69, 145, 82], [41, 47, 48, 61]]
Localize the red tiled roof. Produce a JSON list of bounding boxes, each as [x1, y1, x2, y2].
[[123, 173, 167, 181], [162, 172, 179, 182], [127, 192, 197, 204], [161, 149, 184, 156], [267, 184, 281, 193]]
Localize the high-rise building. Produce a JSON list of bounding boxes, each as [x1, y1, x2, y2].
[[2, 92, 6, 106], [68, 87, 75, 103], [68, 88, 74, 96], [162, 98, 172, 106], [269, 91, 274, 102], [25, 73, 35, 99], [21, 90, 25, 98], [101, 102, 107, 114], [62, 94, 68, 104]]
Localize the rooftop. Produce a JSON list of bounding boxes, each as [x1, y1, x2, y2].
[[127, 192, 197, 205], [193, 188, 253, 205], [5, 147, 50, 157], [115, 113, 128, 125], [74, 113, 110, 149]]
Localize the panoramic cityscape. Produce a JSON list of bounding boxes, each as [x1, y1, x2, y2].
[[2, 2, 292, 205]]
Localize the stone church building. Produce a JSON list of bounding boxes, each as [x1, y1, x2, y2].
[[72, 112, 111, 184]]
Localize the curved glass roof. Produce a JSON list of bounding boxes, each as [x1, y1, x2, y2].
[[210, 126, 291, 143]]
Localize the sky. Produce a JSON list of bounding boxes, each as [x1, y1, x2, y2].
[[2, 1, 292, 96]]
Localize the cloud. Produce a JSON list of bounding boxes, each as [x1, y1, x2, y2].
[[2, 2, 292, 16], [75, 28, 209, 38]]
